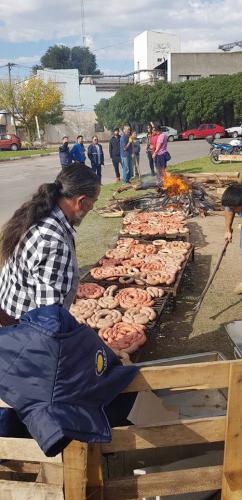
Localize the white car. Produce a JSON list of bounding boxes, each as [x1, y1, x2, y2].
[[225, 124, 242, 138], [137, 126, 178, 144]]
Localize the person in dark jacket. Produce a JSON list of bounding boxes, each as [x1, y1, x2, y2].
[[59, 136, 71, 169], [70, 135, 86, 165], [109, 128, 121, 182], [0, 305, 139, 456], [87, 135, 104, 183]]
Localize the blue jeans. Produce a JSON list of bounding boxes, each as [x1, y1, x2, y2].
[[91, 164, 102, 183], [121, 156, 133, 183]]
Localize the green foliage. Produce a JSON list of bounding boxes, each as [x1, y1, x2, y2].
[[39, 45, 100, 75], [95, 73, 242, 131], [0, 78, 63, 140]]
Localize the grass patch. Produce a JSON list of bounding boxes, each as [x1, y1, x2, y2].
[[0, 148, 57, 159], [170, 156, 242, 174]]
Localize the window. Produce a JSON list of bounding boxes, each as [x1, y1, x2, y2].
[[95, 123, 104, 133], [179, 75, 201, 82], [161, 127, 168, 132]]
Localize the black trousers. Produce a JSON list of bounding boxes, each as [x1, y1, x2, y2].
[[147, 151, 155, 174], [112, 158, 121, 178]]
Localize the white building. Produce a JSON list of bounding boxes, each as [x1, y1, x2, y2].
[[37, 69, 82, 109], [134, 30, 180, 82]]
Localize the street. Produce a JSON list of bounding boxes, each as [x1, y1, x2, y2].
[[0, 139, 211, 226]]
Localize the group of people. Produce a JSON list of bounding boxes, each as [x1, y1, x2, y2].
[[59, 122, 170, 185], [109, 122, 170, 183], [59, 134, 104, 183]]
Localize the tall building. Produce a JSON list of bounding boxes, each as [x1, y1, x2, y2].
[[134, 30, 180, 83]]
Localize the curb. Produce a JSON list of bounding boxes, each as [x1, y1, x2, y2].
[[0, 152, 58, 162]]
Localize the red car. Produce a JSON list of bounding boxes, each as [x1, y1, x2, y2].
[[0, 133, 21, 151], [180, 123, 225, 141]]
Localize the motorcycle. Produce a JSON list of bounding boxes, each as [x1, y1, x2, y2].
[[207, 139, 242, 164]]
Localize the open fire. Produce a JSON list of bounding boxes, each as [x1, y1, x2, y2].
[[162, 172, 190, 197]]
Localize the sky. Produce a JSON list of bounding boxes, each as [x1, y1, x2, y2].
[[0, 0, 242, 79]]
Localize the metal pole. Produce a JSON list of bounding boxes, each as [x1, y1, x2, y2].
[[35, 115, 41, 140], [7, 62, 17, 134]]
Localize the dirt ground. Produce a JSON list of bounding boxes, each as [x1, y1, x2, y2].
[[140, 213, 242, 361]]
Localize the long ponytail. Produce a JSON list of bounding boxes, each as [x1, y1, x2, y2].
[[0, 162, 100, 263]]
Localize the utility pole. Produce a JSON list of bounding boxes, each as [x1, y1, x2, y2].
[[7, 62, 16, 84], [7, 62, 17, 133]]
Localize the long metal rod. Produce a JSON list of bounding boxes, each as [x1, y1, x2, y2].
[[193, 240, 229, 312]]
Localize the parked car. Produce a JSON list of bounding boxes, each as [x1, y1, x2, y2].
[[179, 124, 225, 141], [225, 124, 242, 138], [160, 126, 178, 142], [137, 126, 178, 144], [137, 132, 147, 144], [0, 133, 21, 151]]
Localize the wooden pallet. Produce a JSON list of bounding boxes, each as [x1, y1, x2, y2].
[[85, 359, 242, 499], [0, 410, 87, 500]]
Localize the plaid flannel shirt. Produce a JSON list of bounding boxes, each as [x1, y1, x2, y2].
[[0, 206, 76, 319]]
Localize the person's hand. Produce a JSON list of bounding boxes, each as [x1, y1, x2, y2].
[[225, 230, 233, 242]]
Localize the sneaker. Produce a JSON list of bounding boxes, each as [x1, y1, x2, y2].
[[234, 282, 242, 294], [115, 177, 121, 183]]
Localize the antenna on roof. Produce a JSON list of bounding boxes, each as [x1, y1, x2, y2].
[[81, 0, 86, 47]]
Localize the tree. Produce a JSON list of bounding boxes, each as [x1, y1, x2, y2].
[[39, 44, 101, 75], [0, 77, 63, 141], [95, 73, 242, 132]]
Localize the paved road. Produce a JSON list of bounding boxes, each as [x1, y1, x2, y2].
[[0, 139, 213, 227]]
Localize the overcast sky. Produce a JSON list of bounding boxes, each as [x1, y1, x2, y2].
[[0, 0, 242, 78]]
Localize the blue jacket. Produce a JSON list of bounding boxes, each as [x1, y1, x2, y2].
[[88, 143, 104, 167], [59, 143, 71, 168], [0, 305, 138, 456], [70, 143, 86, 164]]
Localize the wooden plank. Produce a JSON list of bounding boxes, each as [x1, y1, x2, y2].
[[104, 465, 222, 499], [87, 445, 104, 500], [222, 362, 242, 498], [63, 441, 87, 500], [0, 438, 62, 463], [36, 463, 64, 486], [124, 360, 231, 392], [102, 416, 226, 453], [0, 480, 64, 500], [218, 155, 242, 162], [222, 472, 242, 499], [0, 462, 40, 475]]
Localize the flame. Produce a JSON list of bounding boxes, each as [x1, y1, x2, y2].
[[163, 172, 190, 196]]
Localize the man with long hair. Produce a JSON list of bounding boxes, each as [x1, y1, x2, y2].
[[0, 163, 100, 325]]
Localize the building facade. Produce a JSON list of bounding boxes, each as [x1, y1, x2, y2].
[[167, 52, 242, 82], [134, 30, 180, 83]]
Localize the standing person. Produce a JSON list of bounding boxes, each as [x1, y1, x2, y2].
[[87, 135, 104, 184], [120, 125, 133, 184], [131, 131, 141, 179], [0, 163, 100, 326], [152, 124, 169, 183], [109, 128, 121, 182], [222, 184, 242, 294], [70, 135, 86, 165], [59, 136, 71, 169], [146, 123, 155, 176]]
